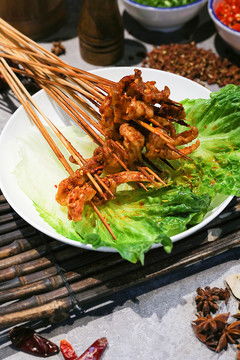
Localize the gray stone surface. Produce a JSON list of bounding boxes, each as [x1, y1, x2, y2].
[[0, 1, 240, 359]]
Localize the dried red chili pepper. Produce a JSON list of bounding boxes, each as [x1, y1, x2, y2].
[[9, 326, 59, 357], [78, 337, 108, 360], [60, 339, 78, 360]]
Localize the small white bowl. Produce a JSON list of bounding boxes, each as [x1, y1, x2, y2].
[[208, 0, 240, 52], [122, 0, 207, 32]]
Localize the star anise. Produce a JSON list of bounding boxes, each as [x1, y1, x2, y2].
[[192, 313, 229, 351], [216, 321, 240, 352], [195, 287, 230, 315], [211, 287, 230, 304]]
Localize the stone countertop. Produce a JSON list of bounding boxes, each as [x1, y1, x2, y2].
[[0, 1, 240, 359]]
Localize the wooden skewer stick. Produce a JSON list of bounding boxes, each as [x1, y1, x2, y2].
[[0, 22, 164, 188], [141, 167, 166, 185], [137, 120, 190, 160], [0, 51, 104, 103], [0, 58, 117, 239], [0, 37, 113, 91], [9, 64, 161, 189], [5, 71, 110, 199], [0, 59, 74, 175], [11, 78, 108, 199], [0, 20, 115, 86], [8, 65, 104, 131], [1, 52, 112, 199], [0, 51, 109, 100], [0, 21, 190, 164], [40, 87, 155, 190]]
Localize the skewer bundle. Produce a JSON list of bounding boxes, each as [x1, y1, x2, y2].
[[0, 19, 199, 239], [0, 19, 174, 239], [0, 18, 169, 239]]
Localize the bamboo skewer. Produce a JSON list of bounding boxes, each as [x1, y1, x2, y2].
[[0, 20, 176, 248], [10, 73, 110, 200], [0, 25, 179, 176], [0, 52, 110, 99], [0, 58, 119, 239], [0, 59, 74, 176], [6, 61, 168, 184], [0, 21, 115, 86], [0, 19, 189, 163]]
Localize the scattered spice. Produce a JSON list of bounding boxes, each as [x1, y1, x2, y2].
[[60, 337, 108, 360], [195, 286, 230, 315], [192, 281, 240, 358], [142, 42, 240, 87], [51, 41, 66, 56], [60, 340, 78, 360], [9, 326, 59, 357], [215, 0, 240, 32], [192, 313, 230, 351]]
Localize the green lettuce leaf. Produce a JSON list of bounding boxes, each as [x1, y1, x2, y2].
[[159, 85, 240, 198], [72, 187, 211, 263], [182, 84, 240, 196]]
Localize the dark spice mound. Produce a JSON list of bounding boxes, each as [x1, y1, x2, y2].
[[142, 42, 240, 87]]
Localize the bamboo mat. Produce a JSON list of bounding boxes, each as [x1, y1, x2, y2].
[[0, 190, 240, 332]]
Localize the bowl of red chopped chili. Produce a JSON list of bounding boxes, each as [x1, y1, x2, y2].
[[208, 0, 240, 52]]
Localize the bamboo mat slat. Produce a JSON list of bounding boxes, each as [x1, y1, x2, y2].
[[0, 190, 239, 332]]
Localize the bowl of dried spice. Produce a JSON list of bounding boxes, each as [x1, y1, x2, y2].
[[122, 0, 207, 32], [208, 0, 240, 52]]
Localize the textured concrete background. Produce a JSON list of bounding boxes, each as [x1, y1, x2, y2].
[[0, 1, 240, 359]]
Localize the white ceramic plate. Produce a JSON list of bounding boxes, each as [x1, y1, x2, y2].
[[0, 67, 233, 252]]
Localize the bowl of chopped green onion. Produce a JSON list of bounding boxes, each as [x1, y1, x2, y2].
[[122, 0, 207, 31]]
